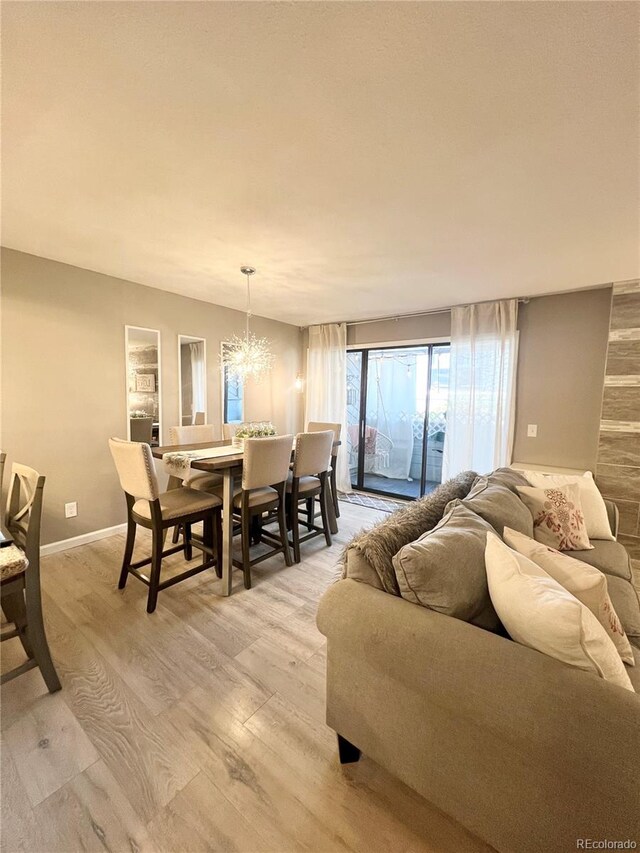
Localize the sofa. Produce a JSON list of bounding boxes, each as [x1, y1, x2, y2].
[[317, 468, 640, 853]]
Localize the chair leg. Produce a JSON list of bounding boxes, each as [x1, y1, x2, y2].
[[250, 513, 263, 545], [172, 523, 181, 544], [291, 498, 301, 564], [2, 590, 33, 659], [331, 466, 340, 518], [320, 475, 332, 547], [119, 515, 137, 590], [147, 525, 163, 614], [214, 511, 223, 579], [24, 580, 61, 693], [184, 523, 193, 561], [241, 502, 252, 590], [203, 514, 213, 566], [305, 498, 314, 530], [337, 734, 361, 764], [277, 490, 293, 567]]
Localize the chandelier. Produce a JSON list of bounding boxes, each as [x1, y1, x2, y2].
[[223, 266, 275, 382]]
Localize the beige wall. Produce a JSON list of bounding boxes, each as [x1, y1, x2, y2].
[[0, 249, 303, 545], [345, 288, 612, 472]]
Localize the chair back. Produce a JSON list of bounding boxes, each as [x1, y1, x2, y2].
[[242, 435, 293, 491], [194, 411, 206, 425], [130, 417, 153, 443], [169, 424, 216, 445], [109, 438, 159, 501], [293, 431, 333, 478], [222, 423, 236, 441], [6, 463, 45, 568], [307, 422, 340, 455]]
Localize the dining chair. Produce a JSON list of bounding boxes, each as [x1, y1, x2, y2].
[[168, 424, 223, 544], [222, 423, 237, 441], [109, 438, 223, 613], [217, 435, 293, 589], [194, 412, 205, 425], [307, 421, 342, 519], [287, 430, 333, 563], [130, 416, 153, 443], [1, 463, 61, 692]]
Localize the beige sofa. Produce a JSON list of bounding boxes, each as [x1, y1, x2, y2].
[[317, 472, 640, 853]]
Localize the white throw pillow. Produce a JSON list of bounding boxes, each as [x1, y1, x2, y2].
[[503, 527, 634, 666], [516, 483, 592, 551], [484, 533, 634, 692], [522, 471, 613, 540]]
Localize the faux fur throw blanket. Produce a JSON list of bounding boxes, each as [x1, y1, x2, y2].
[[344, 470, 478, 595]]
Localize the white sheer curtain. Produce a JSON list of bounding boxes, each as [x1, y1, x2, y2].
[[305, 323, 351, 494], [366, 354, 414, 480], [442, 299, 518, 479], [189, 341, 206, 417]]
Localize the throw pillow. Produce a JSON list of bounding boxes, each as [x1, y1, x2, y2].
[[344, 469, 478, 595], [392, 502, 501, 632], [522, 470, 613, 540], [485, 533, 634, 691], [503, 527, 634, 665], [606, 575, 640, 650], [516, 483, 592, 551], [485, 467, 531, 493], [459, 478, 534, 537]]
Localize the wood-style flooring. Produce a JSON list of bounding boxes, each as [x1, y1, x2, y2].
[[1, 502, 493, 853]]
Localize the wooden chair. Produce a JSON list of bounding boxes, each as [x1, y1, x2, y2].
[[194, 412, 206, 425], [307, 421, 342, 518], [1, 463, 61, 692], [109, 438, 223, 613], [218, 435, 293, 589], [287, 431, 333, 563], [130, 416, 153, 443]]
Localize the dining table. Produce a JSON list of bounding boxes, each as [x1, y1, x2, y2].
[[151, 438, 340, 596]]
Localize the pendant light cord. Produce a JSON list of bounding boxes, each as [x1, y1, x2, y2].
[[245, 272, 251, 341]]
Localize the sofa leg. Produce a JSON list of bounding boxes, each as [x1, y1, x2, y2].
[[337, 734, 361, 764]]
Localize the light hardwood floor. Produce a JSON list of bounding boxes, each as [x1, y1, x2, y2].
[[1, 502, 493, 853]]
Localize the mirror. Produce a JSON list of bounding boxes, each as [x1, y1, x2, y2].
[[179, 335, 207, 426], [125, 326, 162, 445]]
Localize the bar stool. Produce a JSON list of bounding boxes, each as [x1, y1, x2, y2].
[[1, 463, 61, 692], [168, 425, 223, 492], [215, 435, 293, 589], [109, 438, 223, 613], [307, 421, 342, 519], [287, 430, 333, 563]]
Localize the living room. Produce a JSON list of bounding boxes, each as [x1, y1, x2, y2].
[[1, 2, 638, 852]]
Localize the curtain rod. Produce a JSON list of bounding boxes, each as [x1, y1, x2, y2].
[[345, 297, 530, 328]]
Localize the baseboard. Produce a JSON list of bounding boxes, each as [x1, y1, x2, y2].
[[41, 523, 127, 557]]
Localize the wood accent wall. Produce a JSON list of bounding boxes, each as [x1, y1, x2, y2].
[[596, 279, 640, 569]]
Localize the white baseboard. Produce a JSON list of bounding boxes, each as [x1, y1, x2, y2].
[[41, 523, 127, 557]]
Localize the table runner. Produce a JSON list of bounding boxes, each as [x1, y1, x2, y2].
[[163, 445, 240, 478]]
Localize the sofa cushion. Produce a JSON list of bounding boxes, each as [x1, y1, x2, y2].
[[606, 575, 640, 649], [569, 539, 633, 581], [484, 467, 531, 493], [627, 646, 640, 691], [392, 501, 501, 632], [503, 527, 634, 665], [343, 469, 478, 594], [516, 484, 592, 551], [484, 533, 634, 692], [459, 478, 534, 537]]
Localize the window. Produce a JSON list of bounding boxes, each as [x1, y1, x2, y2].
[[221, 343, 244, 423]]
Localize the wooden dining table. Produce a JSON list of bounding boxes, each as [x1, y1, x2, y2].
[[152, 439, 340, 596]]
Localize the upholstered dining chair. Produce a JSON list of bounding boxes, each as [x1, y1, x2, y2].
[[214, 435, 293, 589], [222, 423, 237, 441], [287, 430, 333, 563], [109, 438, 223, 613], [307, 421, 342, 518], [1, 463, 61, 692], [168, 424, 223, 544], [194, 411, 206, 425], [130, 416, 153, 443]]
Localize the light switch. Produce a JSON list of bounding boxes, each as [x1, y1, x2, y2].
[[65, 501, 78, 518], [527, 424, 538, 438]]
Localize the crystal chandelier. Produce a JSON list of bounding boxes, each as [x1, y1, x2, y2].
[[223, 266, 275, 382]]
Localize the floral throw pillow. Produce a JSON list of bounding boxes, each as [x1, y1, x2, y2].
[[516, 483, 593, 551]]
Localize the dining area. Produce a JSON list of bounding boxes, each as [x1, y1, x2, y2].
[[109, 421, 342, 613]]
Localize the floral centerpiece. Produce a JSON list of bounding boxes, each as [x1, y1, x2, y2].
[[130, 410, 149, 418], [232, 421, 277, 449]]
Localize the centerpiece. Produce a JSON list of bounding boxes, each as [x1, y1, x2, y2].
[[232, 421, 277, 449]]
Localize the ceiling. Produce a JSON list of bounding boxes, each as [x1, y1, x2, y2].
[[2, 1, 638, 326]]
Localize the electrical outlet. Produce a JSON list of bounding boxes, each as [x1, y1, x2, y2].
[[65, 501, 78, 518], [527, 424, 538, 438]]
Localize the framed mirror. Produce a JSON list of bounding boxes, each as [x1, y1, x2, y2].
[[179, 335, 207, 426], [125, 326, 162, 445]]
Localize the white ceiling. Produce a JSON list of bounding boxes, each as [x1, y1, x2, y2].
[[2, 1, 638, 326]]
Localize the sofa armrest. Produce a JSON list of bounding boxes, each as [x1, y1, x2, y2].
[[317, 579, 640, 851], [605, 498, 619, 538]]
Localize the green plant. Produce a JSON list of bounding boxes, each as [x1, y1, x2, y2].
[[234, 421, 277, 439]]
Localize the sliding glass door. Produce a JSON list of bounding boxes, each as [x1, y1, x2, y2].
[[346, 343, 450, 499]]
